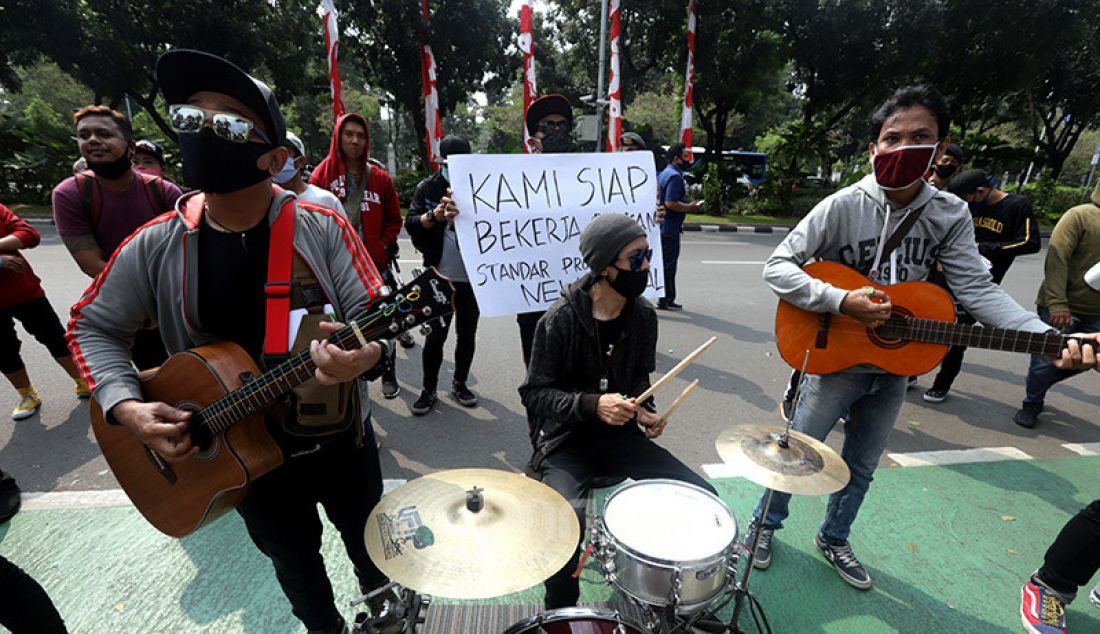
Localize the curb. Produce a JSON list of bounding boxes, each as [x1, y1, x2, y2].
[[25, 217, 54, 225], [683, 223, 790, 234]]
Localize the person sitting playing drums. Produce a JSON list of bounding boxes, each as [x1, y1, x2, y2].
[[519, 213, 716, 609]]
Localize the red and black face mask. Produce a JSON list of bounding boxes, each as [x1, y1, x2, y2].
[[871, 144, 938, 190]]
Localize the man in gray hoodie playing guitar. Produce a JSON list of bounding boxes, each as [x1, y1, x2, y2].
[[744, 85, 1096, 592]]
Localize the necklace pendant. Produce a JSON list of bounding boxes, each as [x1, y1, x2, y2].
[[599, 377, 608, 392]]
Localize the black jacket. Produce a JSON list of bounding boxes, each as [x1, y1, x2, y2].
[[404, 171, 450, 267], [519, 274, 658, 467]]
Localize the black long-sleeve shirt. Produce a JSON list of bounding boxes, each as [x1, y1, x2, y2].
[[972, 192, 1040, 283]]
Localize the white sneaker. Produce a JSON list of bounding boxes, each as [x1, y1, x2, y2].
[[11, 391, 42, 420]]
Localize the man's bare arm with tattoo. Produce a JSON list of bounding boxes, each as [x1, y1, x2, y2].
[[61, 234, 108, 278]]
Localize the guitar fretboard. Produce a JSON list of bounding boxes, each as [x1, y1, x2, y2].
[[897, 317, 1068, 356]]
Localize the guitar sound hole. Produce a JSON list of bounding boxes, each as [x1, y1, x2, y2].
[[177, 400, 219, 461], [868, 308, 913, 349]]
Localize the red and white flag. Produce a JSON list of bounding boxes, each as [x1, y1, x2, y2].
[[679, 0, 696, 160], [320, 0, 345, 120], [605, 0, 622, 152], [419, 0, 443, 169], [519, 0, 538, 153]]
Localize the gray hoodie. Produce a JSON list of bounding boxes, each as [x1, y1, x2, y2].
[[67, 189, 387, 430], [765, 175, 1048, 343]]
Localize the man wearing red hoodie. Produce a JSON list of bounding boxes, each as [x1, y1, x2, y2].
[[310, 114, 403, 398]]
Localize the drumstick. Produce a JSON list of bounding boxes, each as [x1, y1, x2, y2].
[[656, 379, 699, 426], [636, 336, 717, 403]]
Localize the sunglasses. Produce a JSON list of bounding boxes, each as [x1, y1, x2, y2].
[[539, 120, 572, 134], [625, 248, 653, 271], [168, 105, 270, 144]]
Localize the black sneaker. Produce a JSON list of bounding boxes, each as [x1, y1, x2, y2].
[[0, 476, 20, 524], [922, 388, 949, 403], [411, 391, 436, 416], [745, 521, 776, 570], [657, 301, 683, 312], [451, 382, 478, 408], [1014, 405, 1041, 429], [306, 615, 347, 634], [814, 533, 871, 589], [397, 332, 415, 349], [381, 366, 400, 399]]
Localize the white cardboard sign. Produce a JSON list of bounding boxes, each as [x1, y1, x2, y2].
[[448, 152, 663, 318]]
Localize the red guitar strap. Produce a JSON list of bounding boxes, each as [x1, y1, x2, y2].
[[264, 199, 297, 357]]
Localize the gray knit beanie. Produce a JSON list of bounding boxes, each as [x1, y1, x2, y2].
[[579, 214, 646, 273]]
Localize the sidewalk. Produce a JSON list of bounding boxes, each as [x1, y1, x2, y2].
[[2, 455, 1097, 633]]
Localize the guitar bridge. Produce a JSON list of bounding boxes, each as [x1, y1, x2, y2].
[[144, 445, 177, 485], [815, 313, 832, 349]]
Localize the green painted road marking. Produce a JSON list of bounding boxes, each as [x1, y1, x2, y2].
[[2, 457, 1099, 632]]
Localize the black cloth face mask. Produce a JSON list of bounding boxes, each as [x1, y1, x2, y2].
[[933, 163, 958, 179], [87, 153, 132, 180], [541, 129, 575, 153], [609, 266, 649, 298], [179, 127, 274, 194]]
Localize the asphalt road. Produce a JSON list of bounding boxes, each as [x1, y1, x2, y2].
[[2, 227, 1097, 496]]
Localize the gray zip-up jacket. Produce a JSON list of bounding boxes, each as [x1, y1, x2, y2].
[[68, 189, 386, 427], [765, 175, 1048, 352]]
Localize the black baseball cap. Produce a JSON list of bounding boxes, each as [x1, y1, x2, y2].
[[945, 143, 965, 163], [525, 94, 573, 135], [439, 134, 471, 158], [134, 140, 166, 165], [947, 168, 992, 197], [156, 49, 286, 146]]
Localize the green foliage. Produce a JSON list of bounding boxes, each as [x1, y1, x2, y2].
[[700, 162, 747, 215], [392, 168, 431, 209], [1018, 177, 1091, 225]]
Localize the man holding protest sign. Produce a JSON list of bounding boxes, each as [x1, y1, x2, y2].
[[518, 213, 714, 609]]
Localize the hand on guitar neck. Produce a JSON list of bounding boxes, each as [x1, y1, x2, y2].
[[840, 286, 894, 329], [309, 320, 384, 384], [1053, 333, 1099, 372]]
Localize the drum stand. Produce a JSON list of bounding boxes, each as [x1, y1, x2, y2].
[[350, 581, 431, 634], [726, 488, 775, 634]]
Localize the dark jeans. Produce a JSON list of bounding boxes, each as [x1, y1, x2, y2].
[[660, 232, 681, 304], [421, 282, 479, 392], [1023, 307, 1100, 409], [0, 554, 67, 633], [537, 431, 716, 609], [237, 428, 386, 630], [1037, 498, 1100, 600], [517, 311, 545, 367], [0, 296, 70, 375], [929, 311, 976, 392]]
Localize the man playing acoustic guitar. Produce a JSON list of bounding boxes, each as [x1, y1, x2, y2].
[[745, 85, 1097, 591], [68, 51, 394, 633]]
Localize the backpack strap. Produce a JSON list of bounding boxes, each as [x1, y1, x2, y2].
[[139, 173, 170, 212], [263, 198, 298, 358], [75, 171, 103, 231]]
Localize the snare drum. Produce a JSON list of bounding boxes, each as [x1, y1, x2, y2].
[[502, 607, 647, 633], [596, 479, 737, 611]]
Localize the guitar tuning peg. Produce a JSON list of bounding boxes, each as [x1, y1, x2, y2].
[[379, 285, 392, 297], [388, 323, 400, 333], [419, 324, 433, 336], [422, 307, 433, 316], [405, 315, 416, 325]]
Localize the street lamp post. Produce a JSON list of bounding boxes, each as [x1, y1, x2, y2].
[[594, 0, 609, 152]]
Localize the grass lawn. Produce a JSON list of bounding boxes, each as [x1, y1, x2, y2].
[[9, 203, 52, 218], [685, 213, 801, 227]]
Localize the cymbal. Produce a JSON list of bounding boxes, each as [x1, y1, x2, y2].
[[715, 424, 850, 496], [364, 468, 579, 599]]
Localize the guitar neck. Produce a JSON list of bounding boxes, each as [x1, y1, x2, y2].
[[197, 313, 388, 436], [901, 317, 1066, 356]]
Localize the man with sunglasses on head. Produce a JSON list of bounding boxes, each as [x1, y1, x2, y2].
[[68, 50, 394, 634], [52, 106, 181, 370], [310, 113, 403, 400], [520, 213, 716, 609]]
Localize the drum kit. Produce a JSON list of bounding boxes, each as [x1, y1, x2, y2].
[[349, 417, 850, 633]]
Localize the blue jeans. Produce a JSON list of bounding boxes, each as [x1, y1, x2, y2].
[[1023, 307, 1100, 409], [753, 371, 907, 543]]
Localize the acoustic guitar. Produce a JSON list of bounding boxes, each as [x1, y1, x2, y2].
[[90, 268, 455, 537], [775, 261, 1089, 376]]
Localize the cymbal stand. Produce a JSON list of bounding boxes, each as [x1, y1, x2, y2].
[[350, 582, 431, 634]]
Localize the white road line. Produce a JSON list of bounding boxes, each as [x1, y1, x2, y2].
[[21, 479, 410, 510], [1062, 443, 1100, 456], [887, 447, 1032, 467], [681, 241, 754, 246], [700, 260, 767, 265]]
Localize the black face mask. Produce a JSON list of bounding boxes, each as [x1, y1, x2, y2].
[[178, 127, 274, 194], [608, 266, 649, 299], [87, 153, 132, 180], [933, 163, 958, 179], [541, 129, 575, 153]]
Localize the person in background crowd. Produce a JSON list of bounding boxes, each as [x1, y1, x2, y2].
[[52, 106, 181, 370], [131, 139, 168, 179], [928, 142, 965, 190], [618, 132, 646, 152], [657, 142, 702, 311], [517, 93, 578, 365], [922, 168, 1041, 403], [274, 131, 342, 213], [1, 203, 89, 420], [520, 213, 716, 609], [68, 50, 396, 634], [404, 134, 481, 415], [309, 112, 403, 399], [1012, 179, 1100, 429]]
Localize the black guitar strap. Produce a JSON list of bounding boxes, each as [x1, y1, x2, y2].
[[862, 203, 928, 277]]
